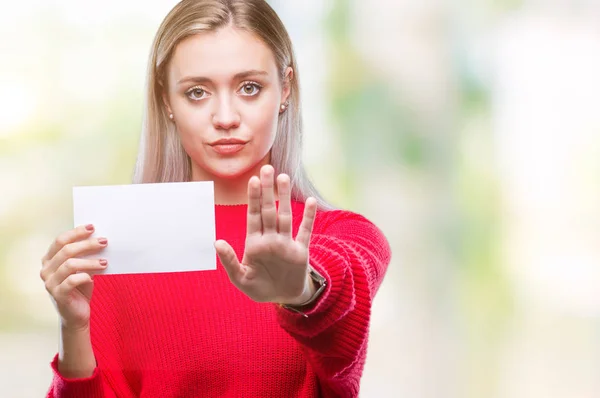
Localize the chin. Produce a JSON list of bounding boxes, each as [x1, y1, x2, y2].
[[190, 147, 271, 181], [201, 159, 261, 180]]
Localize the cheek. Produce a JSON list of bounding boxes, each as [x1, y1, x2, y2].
[[245, 105, 279, 143], [174, 103, 211, 142]]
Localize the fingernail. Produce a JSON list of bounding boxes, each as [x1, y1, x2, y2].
[[85, 224, 94, 231], [99, 259, 108, 266], [98, 238, 108, 245]]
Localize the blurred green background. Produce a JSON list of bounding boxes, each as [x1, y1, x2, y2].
[[2, 0, 600, 396]]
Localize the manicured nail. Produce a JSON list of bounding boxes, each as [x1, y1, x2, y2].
[[99, 259, 108, 266], [85, 224, 94, 231], [98, 238, 108, 245]]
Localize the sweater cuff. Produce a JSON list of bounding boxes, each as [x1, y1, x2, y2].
[[276, 239, 356, 337], [50, 353, 105, 397]]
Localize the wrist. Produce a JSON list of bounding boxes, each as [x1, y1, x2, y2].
[[282, 271, 317, 306], [278, 265, 327, 318], [61, 322, 90, 336], [58, 323, 96, 378]]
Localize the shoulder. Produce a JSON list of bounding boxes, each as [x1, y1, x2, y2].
[[291, 201, 392, 273], [291, 200, 388, 241]]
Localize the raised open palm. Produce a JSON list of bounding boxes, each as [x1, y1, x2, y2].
[[215, 165, 317, 304]]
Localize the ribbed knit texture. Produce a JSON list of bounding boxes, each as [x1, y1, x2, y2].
[[47, 201, 391, 398]]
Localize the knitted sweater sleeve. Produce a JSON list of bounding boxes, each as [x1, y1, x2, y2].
[[46, 354, 117, 398], [276, 209, 392, 398]]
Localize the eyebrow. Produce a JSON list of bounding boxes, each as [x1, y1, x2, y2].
[[177, 70, 269, 85]]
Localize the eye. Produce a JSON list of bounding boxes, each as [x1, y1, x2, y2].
[[239, 82, 261, 97], [185, 86, 208, 101]]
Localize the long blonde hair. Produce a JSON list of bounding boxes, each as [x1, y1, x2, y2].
[[132, 0, 332, 209]]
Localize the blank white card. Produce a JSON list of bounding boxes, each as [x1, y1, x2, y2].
[[72, 182, 216, 275]]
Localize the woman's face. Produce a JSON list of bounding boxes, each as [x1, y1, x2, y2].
[[164, 25, 290, 181]]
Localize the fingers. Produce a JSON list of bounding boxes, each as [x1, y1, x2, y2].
[[277, 174, 292, 238], [296, 197, 317, 247], [260, 165, 277, 233], [215, 240, 244, 283], [45, 258, 107, 294], [247, 176, 262, 235], [53, 273, 94, 301], [43, 224, 95, 263], [41, 237, 108, 281]]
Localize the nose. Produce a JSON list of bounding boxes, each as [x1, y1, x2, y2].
[[212, 96, 241, 130]]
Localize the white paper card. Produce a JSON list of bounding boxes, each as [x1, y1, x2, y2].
[[72, 182, 216, 275]]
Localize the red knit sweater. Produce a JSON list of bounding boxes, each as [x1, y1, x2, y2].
[[47, 201, 391, 398]]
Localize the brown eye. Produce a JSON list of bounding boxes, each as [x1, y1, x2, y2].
[[186, 87, 207, 100], [240, 83, 260, 96]]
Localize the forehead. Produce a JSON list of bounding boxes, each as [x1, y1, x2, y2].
[[168, 25, 278, 81]]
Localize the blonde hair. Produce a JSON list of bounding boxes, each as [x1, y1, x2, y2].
[[133, 0, 332, 209]]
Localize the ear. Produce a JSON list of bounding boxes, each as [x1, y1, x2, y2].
[[281, 66, 294, 104], [162, 91, 173, 116]]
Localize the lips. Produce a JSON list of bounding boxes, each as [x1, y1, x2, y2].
[[209, 138, 248, 155], [209, 138, 248, 146]]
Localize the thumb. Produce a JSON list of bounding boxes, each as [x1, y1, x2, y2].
[[215, 240, 244, 283]]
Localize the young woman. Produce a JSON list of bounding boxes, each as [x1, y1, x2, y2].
[[40, 1, 391, 397]]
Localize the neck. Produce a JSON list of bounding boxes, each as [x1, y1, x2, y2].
[[212, 174, 253, 205], [191, 157, 276, 205]]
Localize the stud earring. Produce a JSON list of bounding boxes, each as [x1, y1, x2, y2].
[[169, 113, 174, 120], [280, 102, 289, 112]]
